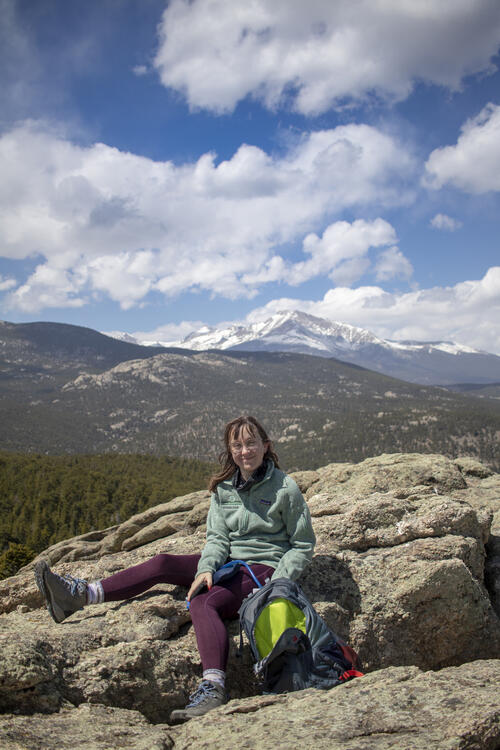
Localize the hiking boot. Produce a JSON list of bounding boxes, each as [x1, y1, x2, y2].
[[169, 680, 227, 723], [34, 560, 87, 623]]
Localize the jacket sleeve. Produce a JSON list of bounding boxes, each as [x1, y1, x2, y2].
[[271, 480, 316, 581], [196, 492, 231, 577]]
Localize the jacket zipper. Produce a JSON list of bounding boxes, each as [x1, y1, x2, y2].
[[237, 469, 273, 534]]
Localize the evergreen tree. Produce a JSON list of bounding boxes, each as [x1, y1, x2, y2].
[[0, 452, 214, 580]]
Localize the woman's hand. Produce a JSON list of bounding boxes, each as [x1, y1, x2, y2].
[[186, 571, 213, 602]]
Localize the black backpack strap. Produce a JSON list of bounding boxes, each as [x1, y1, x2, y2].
[[237, 620, 245, 658]]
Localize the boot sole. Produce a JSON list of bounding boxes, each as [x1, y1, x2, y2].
[[170, 698, 227, 723], [34, 560, 64, 623]]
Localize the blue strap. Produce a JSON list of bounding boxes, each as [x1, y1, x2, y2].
[[223, 559, 263, 589], [185, 560, 263, 609]]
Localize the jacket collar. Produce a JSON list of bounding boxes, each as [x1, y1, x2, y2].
[[232, 459, 274, 492]]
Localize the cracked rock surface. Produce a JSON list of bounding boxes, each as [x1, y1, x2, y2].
[[1, 453, 499, 748]]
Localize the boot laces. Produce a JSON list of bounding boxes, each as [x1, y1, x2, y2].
[[62, 574, 87, 597], [186, 680, 219, 707]]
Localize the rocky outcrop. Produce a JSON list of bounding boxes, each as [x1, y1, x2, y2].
[[170, 660, 500, 750], [1, 453, 499, 749], [1, 661, 499, 750]]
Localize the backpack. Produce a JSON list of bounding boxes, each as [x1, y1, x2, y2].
[[238, 576, 363, 694]]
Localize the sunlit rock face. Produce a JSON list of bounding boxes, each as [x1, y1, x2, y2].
[[1, 453, 499, 749]]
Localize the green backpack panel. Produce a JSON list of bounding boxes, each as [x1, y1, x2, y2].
[[238, 577, 363, 693]]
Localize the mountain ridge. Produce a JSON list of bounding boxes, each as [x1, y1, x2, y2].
[[1, 318, 499, 471], [104, 310, 500, 385]]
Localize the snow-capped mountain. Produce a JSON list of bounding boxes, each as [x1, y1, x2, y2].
[[105, 311, 500, 385], [104, 331, 140, 345], [177, 311, 381, 353]]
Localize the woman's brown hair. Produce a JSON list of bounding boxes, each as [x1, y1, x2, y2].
[[208, 415, 280, 492]]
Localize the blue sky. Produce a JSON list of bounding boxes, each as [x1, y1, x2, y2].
[[1, 0, 500, 352]]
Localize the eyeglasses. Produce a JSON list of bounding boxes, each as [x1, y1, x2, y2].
[[230, 439, 262, 455]]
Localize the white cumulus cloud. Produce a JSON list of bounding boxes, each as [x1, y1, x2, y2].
[[242, 218, 401, 286], [9, 265, 85, 312], [430, 213, 463, 231], [425, 103, 500, 193], [374, 247, 414, 282], [132, 64, 148, 77], [0, 120, 414, 312], [0, 275, 16, 292], [285, 218, 401, 286], [154, 0, 500, 114]]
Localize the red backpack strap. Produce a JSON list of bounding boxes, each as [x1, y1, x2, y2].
[[339, 669, 364, 682], [339, 643, 363, 670]]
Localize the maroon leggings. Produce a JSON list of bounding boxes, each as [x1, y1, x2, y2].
[[100, 554, 274, 671]]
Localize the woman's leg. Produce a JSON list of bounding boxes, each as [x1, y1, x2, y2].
[[170, 563, 274, 722], [101, 553, 201, 601], [189, 563, 274, 672], [34, 553, 202, 623]]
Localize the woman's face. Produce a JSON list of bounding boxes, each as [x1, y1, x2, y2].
[[229, 425, 269, 480]]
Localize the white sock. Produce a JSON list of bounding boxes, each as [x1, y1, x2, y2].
[[86, 581, 104, 605], [203, 669, 226, 688]]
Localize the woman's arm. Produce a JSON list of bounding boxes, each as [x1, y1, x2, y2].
[[195, 494, 231, 578], [272, 481, 316, 581]]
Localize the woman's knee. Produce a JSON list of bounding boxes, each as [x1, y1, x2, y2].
[[147, 554, 172, 577], [189, 587, 240, 622], [189, 588, 225, 621], [189, 591, 210, 616]]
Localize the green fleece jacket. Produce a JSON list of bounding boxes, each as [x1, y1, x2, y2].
[[196, 461, 316, 581]]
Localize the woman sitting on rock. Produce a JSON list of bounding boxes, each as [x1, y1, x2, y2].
[[34, 415, 316, 722]]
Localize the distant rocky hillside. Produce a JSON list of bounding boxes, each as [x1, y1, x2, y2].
[[1, 453, 499, 748], [2, 319, 500, 471], [1, 351, 500, 471], [0, 319, 172, 374], [448, 381, 500, 399], [133, 310, 500, 386]]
